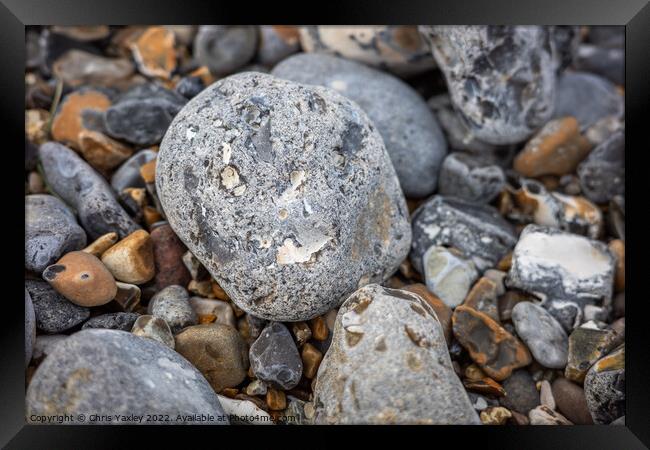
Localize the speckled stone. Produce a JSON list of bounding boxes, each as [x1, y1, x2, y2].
[[25, 289, 36, 367], [584, 345, 625, 424], [26, 280, 90, 334], [419, 26, 557, 144], [39, 142, 140, 239], [272, 53, 447, 198], [26, 329, 228, 424], [313, 284, 480, 424], [194, 26, 258, 75], [499, 370, 540, 414], [577, 131, 624, 204], [249, 322, 303, 390], [81, 312, 139, 331], [438, 152, 505, 203], [147, 285, 197, 334], [110, 149, 157, 193], [156, 72, 411, 321], [25, 194, 87, 273], [512, 302, 568, 369]]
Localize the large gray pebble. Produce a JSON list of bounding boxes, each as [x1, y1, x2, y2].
[[26, 329, 228, 424], [272, 53, 447, 198], [577, 131, 624, 204], [25, 194, 87, 273], [194, 26, 258, 75], [25, 280, 89, 334], [39, 142, 140, 239], [314, 284, 479, 424], [249, 322, 302, 390], [512, 301, 569, 369], [410, 195, 517, 273], [147, 285, 197, 334], [25, 289, 36, 367], [110, 149, 157, 193], [437, 152, 505, 203], [156, 72, 411, 321], [419, 26, 557, 144], [81, 312, 140, 331]]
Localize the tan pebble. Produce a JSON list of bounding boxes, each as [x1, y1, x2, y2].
[[123, 187, 148, 208], [309, 316, 329, 341], [464, 364, 487, 382], [220, 387, 239, 398], [608, 239, 625, 292], [130, 26, 177, 79], [540, 380, 555, 410], [399, 259, 422, 281], [131, 314, 175, 349], [480, 406, 512, 425], [82, 232, 119, 258], [51, 89, 112, 150], [301, 343, 323, 379], [139, 159, 156, 183], [25, 109, 50, 144], [266, 388, 286, 411], [101, 230, 155, 284], [42, 251, 116, 307], [463, 377, 506, 397], [28, 171, 45, 194], [188, 279, 215, 298], [528, 405, 573, 425], [143, 206, 163, 228], [304, 402, 315, 419], [211, 279, 230, 300], [324, 308, 338, 331], [78, 129, 133, 171]]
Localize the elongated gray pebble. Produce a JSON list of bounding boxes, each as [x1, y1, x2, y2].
[[512, 301, 569, 369]]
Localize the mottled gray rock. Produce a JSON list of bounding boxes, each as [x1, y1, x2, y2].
[[110, 149, 157, 193], [25, 289, 36, 367], [554, 71, 624, 130], [25, 194, 87, 273], [313, 284, 480, 424], [156, 72, 411, 321], [508, 225, 615, 305], [584, 345, 625, 424], [422, 245, 478, 308], [147, 285, 197, 334], [249, 322, 302, 390], [256, 26, 299, 66], [410, 195, 517, 273], [419, 26, 557, 144], [194, 26, 258, 75], [26, 329, 228, 424], [544, 300, 582, 333], [577, 131, 624, 204], [131, 314, 175, 349], [512, 301, 569, 369], [272, 53, 447, 198], [81, 312, 139, 331], [499, 370, 540, 414], [25, 280, 90, 334], [39, 142, 140, 239], [32, 334, 67, 361], [438, 152, 505, 203]]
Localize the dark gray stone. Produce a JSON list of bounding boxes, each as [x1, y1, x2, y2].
[[577, 131, 624, 204], [25, 280, 90, 334], [257, 26, 300, 66], [110, 149, 157, 193], [26, 289, 36, 367], [147, 285, 197, 334], [104, 101, 179, 146], [175, 76, 205, 99], [512, 301, 568, 369], [551, 26, 580, 72], [38, 142, 140, 240], [25, 194, 87, 273], [194, 26, 258, 75], [544, 300, 582, 333], [499, 369, 540, 414], [26, 329, 228, 424], [81, 312, 140, 331], [438, 152, 505, 203], [249, 322, 302, 390]]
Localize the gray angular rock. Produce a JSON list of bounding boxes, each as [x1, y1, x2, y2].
[[81, 312, 139, 331], [437, 152, 505, 203], [499, 369, 540, 414], [38, 142, 140, 239], [512, 301, 569, 369], [249, 322, 303, 390], [25, 194, 87, 273], [313, 284, 480, 424], [26, 329, 228, 424], [577, 131, 624, 204], [554, 71, 624, 130], [25, 280, 90, 334], [419, 26, 557, 144], [25, 289, 36, 367], [110, 149, 157, 193], [194, 26, 258, 75], [147, 285, 197, 334], [410, 195, 517, 273], [272, 53, 447, 198], [584, 345, 625, 424], [156, 72, 411, 321]]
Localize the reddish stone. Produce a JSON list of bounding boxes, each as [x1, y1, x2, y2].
[[150, 224, 191, 290]]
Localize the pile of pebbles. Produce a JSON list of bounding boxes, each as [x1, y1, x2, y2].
[[25, 25, 625, 425]]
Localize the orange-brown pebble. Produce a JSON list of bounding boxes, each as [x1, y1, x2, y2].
[[143, 206, 163, 228], [25, 109, 50, 144], [608, 239, 625, 292], [78, 129, 133, 171], [272, 25, 301, 44], [123, 188, 147, 208], [220, 388, 239, 398], [139, 159, 156, 183], [266, 388, 287, 411], [402, 283, 453, 344], [198, 313, 217, 324], [82, 232, 119, 258], [464, 364, 487, 382], [51, 89, 112, 150], [189, 66, 216, 86], [42, 251, 117, 307], [130, 26, 177, 79], [101, 230, 155, 284], [188, 279, 215, 298], [513, 117, 592, 177], [211, 279, 230, 301], [292, 322, 312, 347], [463, 277, 500, 323], [497, 252, 513, 271], [463, 377, 506, 397], [301, 343, 323, 379], [309, 316, 329, 341]]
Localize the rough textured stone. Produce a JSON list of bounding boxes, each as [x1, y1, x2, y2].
[[25, 289, 36, 366], [512, 301, 568, 369], [499, 370, 540, 414], [151, 224, 191, 290], [101, 230, 155, 284], [25, 194, 87, 273], [194, 26, 258, 74], [552, 377, 594, 424], [110, 149, 157, 193], [156, 72, 411, 321], [410, 196, 517, 274], [26, 329, 227, 424], [565, 325, 620, 383], [272, 53, 447, 198], [422, 246, 478, 308], [39, 142, 140, 239], [438, 152, 505, 203], [81, 312, 139, 331], [314, 284, 479, 424], [131, 314, 175, 349], [174, 323, 249, 392], [419, 26, 557, 144], [577, 131, 624, 204], [584, 346, 625, 424], [26, 280, 90, 333], [147, 285, 197, 334], [249, 322, 303, 390]]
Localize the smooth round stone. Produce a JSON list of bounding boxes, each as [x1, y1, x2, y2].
[[174, 324, 249, 392], [156, 72, 411, 321], [272, 53, 447, 198], [512, 301, 569, 369], [314, 284, 480, 424], [419, 26, 557, 145], [499, 369, 540, 414], [249, 322, 303, 390], [25, 289, 36, 367], [81, 312, 139, 331], [552, 377, 594, 424], [257, 26, 300, 66], [554, 71, 623, 130], [131, 314, 175, 349], [584, 345, 625, 424], [147, 285, 197, 334], [110, 149, 157, 193], [437, 152, 505, 203], [26, 329, 228, 424], [39, 142, 140, 239], [26, 280, 90, 333], [577, 131, 625, 204], [25, 195, 87, 273], [194, 26, 258, 75]]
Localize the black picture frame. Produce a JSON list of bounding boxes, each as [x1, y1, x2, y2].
[[3, 0, 648, 447]]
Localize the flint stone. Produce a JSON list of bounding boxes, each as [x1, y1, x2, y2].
[[81, 312, 139, 331], [313, 284, 480, 424], [156, 72, 411, 321], [512, 301, 569, 369], [26, 329, 228, 424], [194, 26, 258, 75], [147, 285, 197, 334], [249, 322, 303, 390], [110, 149, 157, 193], [438, 152, 505, 203], [26, 280, 90, 334], [272, 53, 447, 198], [577, 131, 625, 204]]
